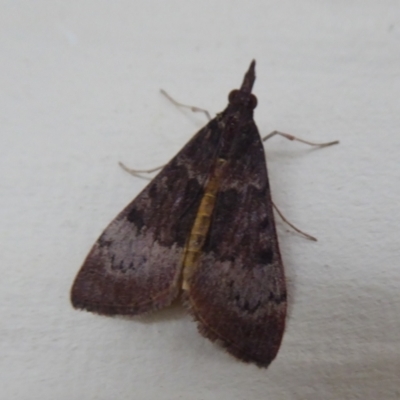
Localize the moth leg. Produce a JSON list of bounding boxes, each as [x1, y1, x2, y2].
[[119, 90, 212, 178], [262, 130, 339, 148], [118, 161, 165, 179], [272, 201, 317, 242], [263, 130, 337, 240], [160, 89, 212, 121]]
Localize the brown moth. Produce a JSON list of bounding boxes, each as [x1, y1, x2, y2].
[[71, 61, 336, 367]]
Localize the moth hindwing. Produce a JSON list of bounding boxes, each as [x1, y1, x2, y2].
[[71, 60, 286, 368]]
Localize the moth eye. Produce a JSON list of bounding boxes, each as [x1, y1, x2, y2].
[[249, 94, 258, 109], [228, 90, 239, 103]]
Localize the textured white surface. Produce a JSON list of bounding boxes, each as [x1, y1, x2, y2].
[[1, 1, 399, 399]]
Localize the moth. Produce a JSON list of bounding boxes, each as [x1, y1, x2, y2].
[[71, 60, 336, 368]]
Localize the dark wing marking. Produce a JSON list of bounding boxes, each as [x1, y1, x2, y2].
[[71, 119, 221, 316], [186, 122, 286, 367]]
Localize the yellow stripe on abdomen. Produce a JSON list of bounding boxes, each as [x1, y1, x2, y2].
[[182, 158, 226, 290]]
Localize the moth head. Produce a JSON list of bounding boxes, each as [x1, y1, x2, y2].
[[226, 60, 258, 111], [228, 90, 258, 110]]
